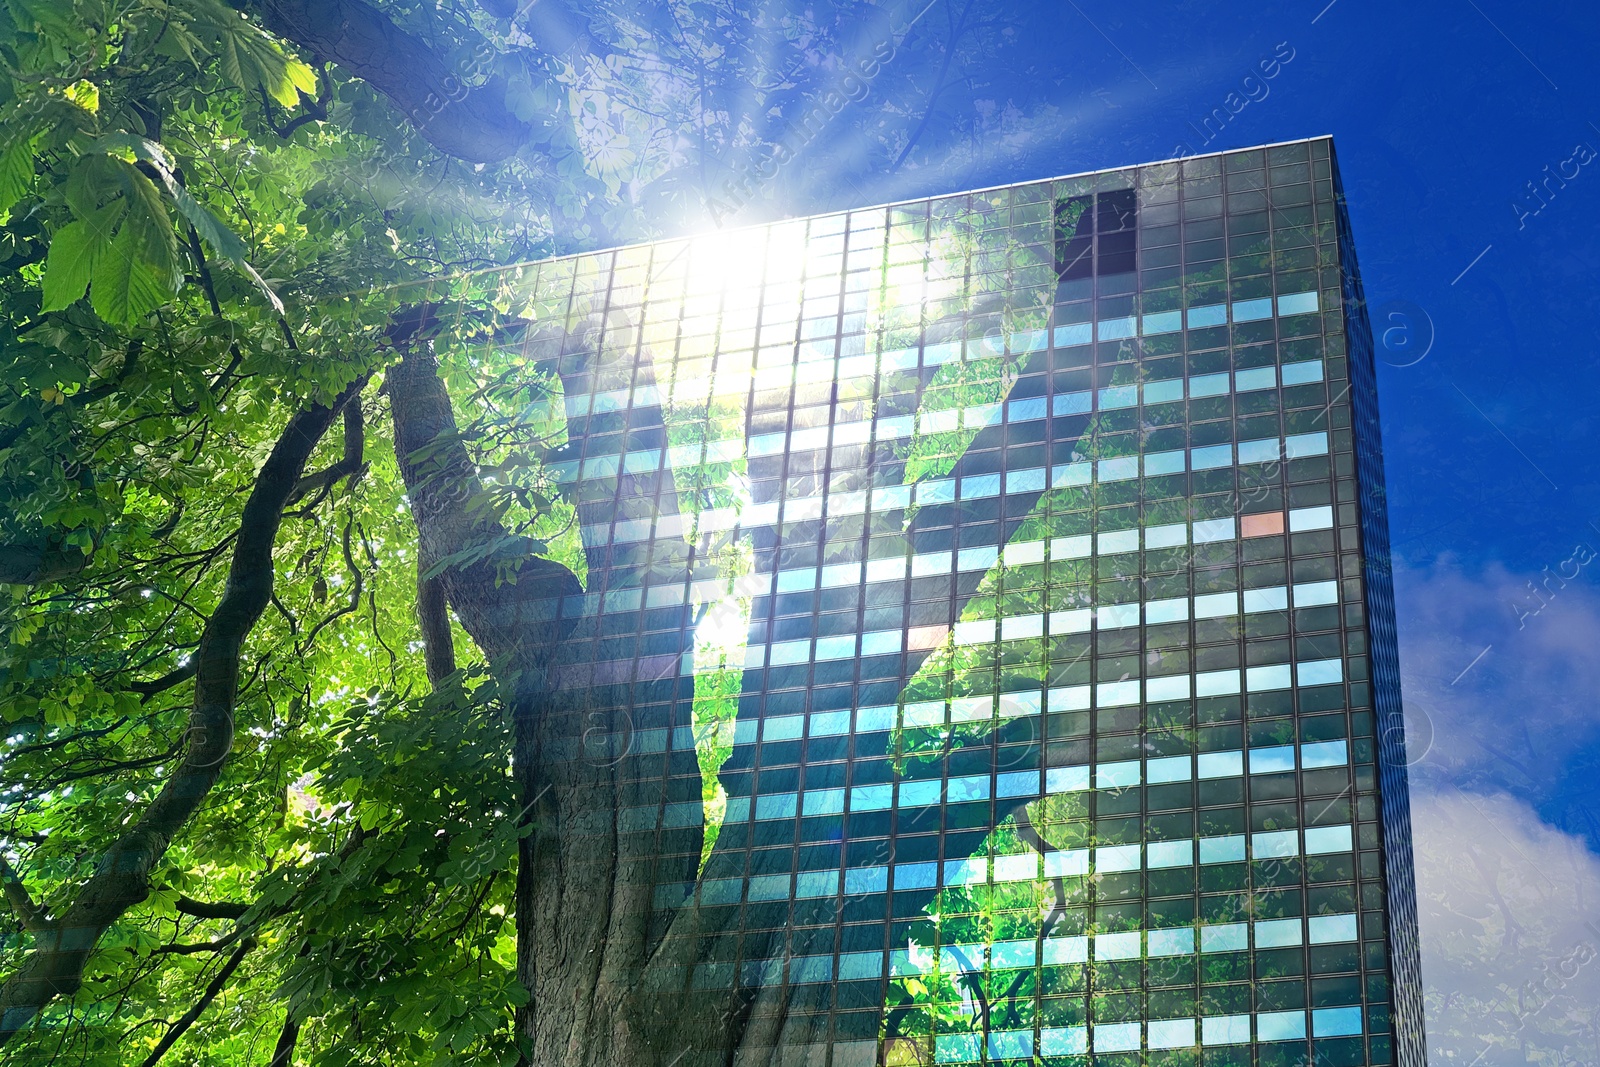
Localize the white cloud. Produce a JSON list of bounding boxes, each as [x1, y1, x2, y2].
[[1414, 788, 1600, 1066], [1393, 555, 1600, 792]]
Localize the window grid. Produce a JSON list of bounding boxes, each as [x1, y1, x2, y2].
[[481, 137, 1404, 1067]]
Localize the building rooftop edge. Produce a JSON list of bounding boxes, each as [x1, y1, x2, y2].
[[497, 134, 1339, 274]]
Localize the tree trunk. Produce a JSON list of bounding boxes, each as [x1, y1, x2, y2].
[[387, 317, 1069, 1065], [389, 324, 713, 1064]]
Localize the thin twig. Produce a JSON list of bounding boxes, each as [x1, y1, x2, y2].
[[135, 937, 256, 1067]]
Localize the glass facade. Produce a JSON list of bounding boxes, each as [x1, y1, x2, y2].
[[421, 136, 1421, 1066]]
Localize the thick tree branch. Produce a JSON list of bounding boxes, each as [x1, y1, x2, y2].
[[268, 1015, 300, 1067], [149, 939, 237, 956], [416, 568, 456, 688], [0, 855, 50, 936], [174, 897, 249, 921], [0, 375, 368, 1047], [386, 347, 579, 662], [255, 0, 533, 163], [288, 400, 365, 509], [0, 542, 88, 586]]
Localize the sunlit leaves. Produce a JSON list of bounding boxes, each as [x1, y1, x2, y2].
[[0, 0, 1044, 1061], [115, 160, 182, 278], [40, 159, 181, 324], [90, 223, 171, 323], [0, 132, 37, 217], [63, 78, 99, 113], [255, 678, 526, 1066], [39, 199, 123, 311], [0, 0, 579, 1051], [93, 131, 283, 310], [174, 0, 319, 107]]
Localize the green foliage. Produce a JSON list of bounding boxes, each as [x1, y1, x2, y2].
[[0, 133, 36, 218], [0, 0, 1040, 1061], [900, 351, 1016, 486], [250, 675, 527, 1067], [0, 1, 601, 1060], [39, 201, 119, 311]]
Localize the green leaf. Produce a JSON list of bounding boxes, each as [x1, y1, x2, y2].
[[91, 223, 171, 324], [169, 182, 247, 262], [64, 152, 121, 221], [183, 0, 314, 107], [162, 19, 205, 67], [279, 57, 319, 106], [41, 201, 123, 312], [0, 133, 37, 217], [6, 0, 79, 35], [41, 220, 95, 310], [217, 31, 246, 91], [91, 133, 282, 312], [114, 161, 184, 294]]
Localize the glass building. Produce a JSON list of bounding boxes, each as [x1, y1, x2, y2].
[[428, 135, 1422, 1066]]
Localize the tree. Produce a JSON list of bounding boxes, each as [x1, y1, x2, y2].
[[0, 2, 1060, 1064]]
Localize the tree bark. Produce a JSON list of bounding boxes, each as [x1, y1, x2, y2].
[[268, 1014, 301, 1067], [385, 320, 1076, 1065], [388, 329, 716, 1065], [416, 569, 456, 688], [0, 376, 367, 1046], [256, 0, 533, 163], [0, 541, 87, 585], [174, 896, 250, 921]]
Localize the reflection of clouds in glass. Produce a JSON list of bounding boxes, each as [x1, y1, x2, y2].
[[1413, 789, 1600, 1065]]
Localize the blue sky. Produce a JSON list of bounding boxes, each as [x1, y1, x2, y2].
[[747, 0, 1600, 824], [695, 0, 1600, 1056]]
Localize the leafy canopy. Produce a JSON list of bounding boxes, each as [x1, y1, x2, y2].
[[0, 0, 1037, 1062]]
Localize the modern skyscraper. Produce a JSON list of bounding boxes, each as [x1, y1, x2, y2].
[[440, 135, 1422, 1067]]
